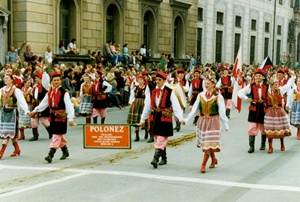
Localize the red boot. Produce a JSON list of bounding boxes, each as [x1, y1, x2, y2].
[[17, 128, 25, 140], [268, 138, 273, 154], [10, 142, 21, 157], [200, 153, 210, 173], [0, 144, 7, 159], [209, 151, 218, 168]]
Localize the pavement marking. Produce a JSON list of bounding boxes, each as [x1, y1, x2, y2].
[[1, 164, 300, 195], [0, 171, 89, 198]]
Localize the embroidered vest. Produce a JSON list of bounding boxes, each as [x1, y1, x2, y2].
[[198, 95, 219, 116]]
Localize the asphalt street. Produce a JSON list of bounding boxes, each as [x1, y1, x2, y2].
[[1, 101, 300, 202]]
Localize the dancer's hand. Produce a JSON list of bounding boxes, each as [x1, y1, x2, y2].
[[138, 122, 145, 127], [180, 120, 186, 125], [69, 121, 77, 126]]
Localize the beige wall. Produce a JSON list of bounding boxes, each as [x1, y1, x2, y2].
[[9, 0, 197, 61], [12, 0, 53, 60]]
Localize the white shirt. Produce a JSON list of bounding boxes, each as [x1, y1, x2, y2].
[[140, 83, 183, 123], [0, 86, 29, 115], [32, 88, 74, 121], [184, 92, 229, 130]]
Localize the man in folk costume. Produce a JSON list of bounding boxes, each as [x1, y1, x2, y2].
[[92, 69, 112, 124], [187, 68, 205, 125], [173, 68, 189, 132], [238, 69, 268, 153], [145, 70, 157, 143], [29, 72, 52, 141], [30, 71, 76, 163], [216, 67, 235, 118], [276, 68, 290, 112], [79, 74, 94, 123], [139, 72, 184, 168]]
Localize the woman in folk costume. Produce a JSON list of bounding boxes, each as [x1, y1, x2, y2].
[[79, 74, 94, 123], [0, 70, 30, 159], [30, 71, 76, 163], [264, 70, 295, 153], [216, 67, 235, 118], [183, 77, 229, 173], [17, 79, 32, 140], [92, 69, 112, 124], [287, 77, 300, 139], [187, 68, 206, 125], [173, 68, 189, 132], [127, 75, 150, 142]]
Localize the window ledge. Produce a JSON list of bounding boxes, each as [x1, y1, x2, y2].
[[170, 0, 192, 9]]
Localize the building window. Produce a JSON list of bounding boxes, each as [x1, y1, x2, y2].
[[264, 38, 269, 58], [251, 19, 256, 31], [60, 1, 70, 47], [250, 36, 256, 64], [197, 28, 202, 59], [277, 25, 282, 35], [234, 33, 240, 61], [198, 8, 203, 21], [276, 40, 281, 64], [235, 16, 242, 28], [215, 31, 223, 62], [291, 0, 294, 8], [216, 12, 224, 25], [265, 22, 270, 33], [279, 0, 283, 5]]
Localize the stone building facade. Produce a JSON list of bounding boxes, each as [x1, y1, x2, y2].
[[197, 0, 295, 66], [0, 0, 198, 65], [0, 0, 299, 66]]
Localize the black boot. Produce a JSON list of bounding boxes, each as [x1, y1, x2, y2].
[[144, 130, 148, 140], [60, 145, 69, 160], [29, 128, 39, 141], [173, 121, 181, 132], [193, 116, 199, 125], [248, 136, 255, 153], [134, 130, 140, 142], [101, 118, 105, 124], [158, 148, 167, 165], [226, 109, 230, 118], [151, 148, 162, 168], [45, 148, 56, 163], [93, 117, 97, 124], [260, 134, 266, 150], [147, 135, 154, 143], [46, 127, 52, 139]]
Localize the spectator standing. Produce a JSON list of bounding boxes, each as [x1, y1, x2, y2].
[[6, 41, 26, 63], [44, 46, 54, 64]]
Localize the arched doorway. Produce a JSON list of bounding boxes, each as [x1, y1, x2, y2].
[[174, 16, 184, 58], [59, 0, 76, 47], [106, 4, 121, 44], [143, 10, 156, 53]]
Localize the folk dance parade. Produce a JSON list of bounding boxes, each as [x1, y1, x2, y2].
[[1, 55, 300, 174]]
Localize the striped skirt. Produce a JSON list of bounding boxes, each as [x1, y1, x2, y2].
[[290, 101, 300, 127], [264, 108, 291, 139], [196, 115, 221, 153], [19, 104, 32, 128], [0, 109, 17, 139], [127, 98, 144, 124], [79, 96, 93, 114]]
